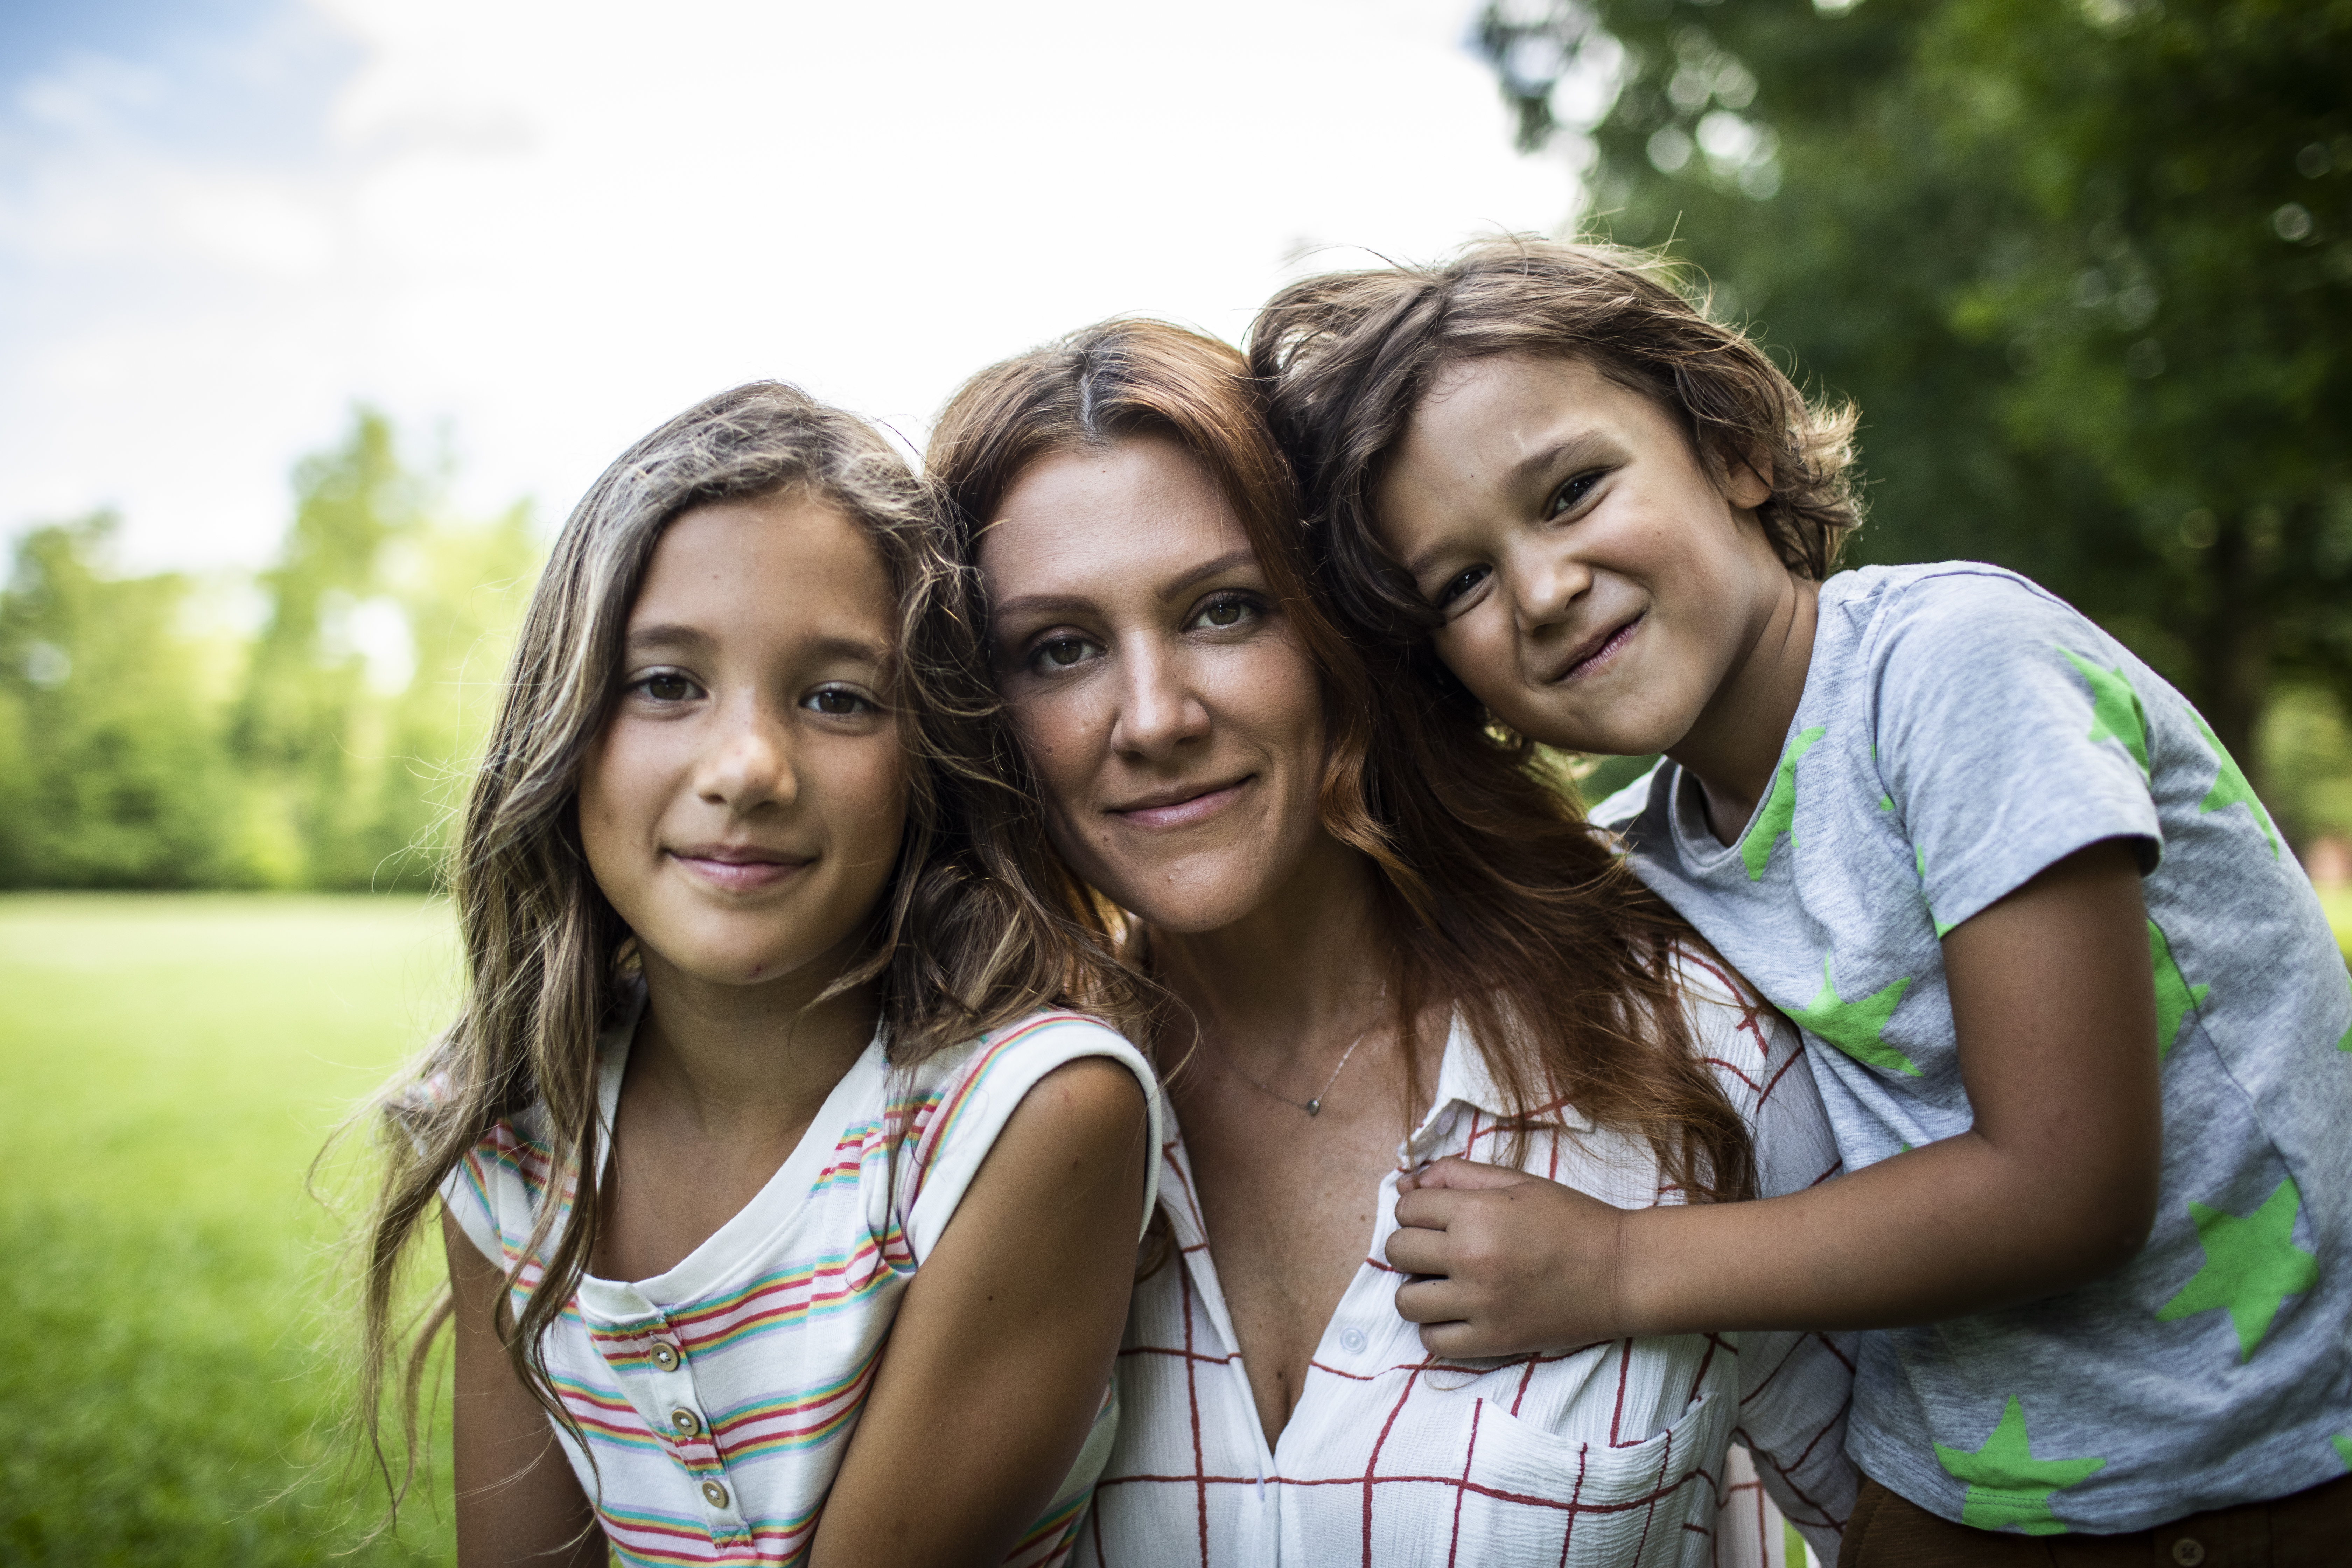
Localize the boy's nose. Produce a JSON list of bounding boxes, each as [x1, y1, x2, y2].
[[1511, 547, 1591, 632]]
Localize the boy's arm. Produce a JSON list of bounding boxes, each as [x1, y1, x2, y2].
[[1386, 837, 2161, 1351], [443, 1208, 609, 1568], [809, 1056, 1150, 1568]]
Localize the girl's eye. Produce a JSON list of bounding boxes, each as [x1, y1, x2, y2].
[[1435, 565, 1491, 608], [1189, 595, 1257, 631], [804, 687, 873, 716], [1030, 635, 1102, 673], [1547, 470, 1604, 519], [634, 671, 699, 703]]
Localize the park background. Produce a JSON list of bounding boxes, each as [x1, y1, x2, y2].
[[2, 0, 2346, 1561]]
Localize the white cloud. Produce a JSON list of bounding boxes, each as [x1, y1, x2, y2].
[[0, 0, 1574, 570]]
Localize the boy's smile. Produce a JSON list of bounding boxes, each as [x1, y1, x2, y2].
[[1375, 352, 1812, 824]]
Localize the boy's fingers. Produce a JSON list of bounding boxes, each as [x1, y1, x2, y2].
[[1382, 1225, 1451, 1278], [1390, 1186, 1463, 1231], [1415, 1318, 1502, 1359], [1392, 1275, 1462, 1325], [1410, 1156, 1530, 1192]]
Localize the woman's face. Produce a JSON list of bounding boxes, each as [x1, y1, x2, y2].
[[979, 434, 1334, 934]]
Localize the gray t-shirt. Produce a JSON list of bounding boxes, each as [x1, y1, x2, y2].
[[1594, 562, 2352, 1535]]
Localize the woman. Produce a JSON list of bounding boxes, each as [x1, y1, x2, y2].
[[926, 320, 1855, 1566]]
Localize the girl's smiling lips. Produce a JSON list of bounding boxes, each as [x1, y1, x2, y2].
[[1108, 777, 1252, 831], [667, 843, 813, 891], [1544, 613, 1643, 686]]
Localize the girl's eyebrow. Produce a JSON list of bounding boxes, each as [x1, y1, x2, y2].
[[623, 624, 888, 665]]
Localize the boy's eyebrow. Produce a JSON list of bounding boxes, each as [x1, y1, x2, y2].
[[1397, 433, 1613, 583]]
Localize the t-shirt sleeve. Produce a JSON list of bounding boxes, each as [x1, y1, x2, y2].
[[897, 1014, 1163, 1264], [1870, 572, 2163, 937], [438, 1135, 516, 1271]]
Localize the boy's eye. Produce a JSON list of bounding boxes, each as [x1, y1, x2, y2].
[[1435, 565, 1491, 608], [1547, 470, 1604, 519], [804, 687, 873, 716], [1188, 595, 1258, 631], [1031, 635, 1102, 672], [634, 671, 700, 703]]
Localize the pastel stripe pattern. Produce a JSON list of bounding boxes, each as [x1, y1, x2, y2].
[[441, 1004, 1160, 1566]]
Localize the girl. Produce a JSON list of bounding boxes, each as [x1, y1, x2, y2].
[[925, 320, 1856, 1565], [355, 382, 1161, 1568]]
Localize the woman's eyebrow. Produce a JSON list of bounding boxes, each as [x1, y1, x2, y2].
[[992, 549, 1264, 624]]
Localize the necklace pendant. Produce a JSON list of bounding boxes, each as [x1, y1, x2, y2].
[[1303, 1098, 1321, 1116]]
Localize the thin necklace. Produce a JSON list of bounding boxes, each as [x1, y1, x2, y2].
[[1220, 989, 1385, 1118]]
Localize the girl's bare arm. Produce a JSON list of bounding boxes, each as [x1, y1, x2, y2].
[[1386, 837, 2162, 1351], [811, 1057, 1151, 1568], [443, 1209, 608, 1568]]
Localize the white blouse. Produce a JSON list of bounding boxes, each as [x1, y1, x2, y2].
[[1076, 957, 1856, 1567]]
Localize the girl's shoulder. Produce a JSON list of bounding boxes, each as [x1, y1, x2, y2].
[[889, 1010, 1162, 1257]]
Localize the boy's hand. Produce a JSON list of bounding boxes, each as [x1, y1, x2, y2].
[[1386, 1156, 1632, 1357]]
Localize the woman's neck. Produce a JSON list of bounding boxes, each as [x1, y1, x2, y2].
[[1147, 833, 1390, 1071], [630, 939, 880, 1145]]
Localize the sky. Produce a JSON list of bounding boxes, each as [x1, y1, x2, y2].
[[0, 0, 1576, 572]]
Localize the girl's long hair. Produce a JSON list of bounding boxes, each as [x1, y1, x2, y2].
[[926, 321, 1752, 1203], [351, 380, 1142, 1510]]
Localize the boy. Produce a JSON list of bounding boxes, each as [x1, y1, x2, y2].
[[1253, 241, 2352, 1559]]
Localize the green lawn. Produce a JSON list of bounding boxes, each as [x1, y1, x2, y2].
[[0, 895, 461, 1565]]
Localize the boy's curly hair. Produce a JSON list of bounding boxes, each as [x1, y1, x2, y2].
[[1248, 237, 1863, 649]]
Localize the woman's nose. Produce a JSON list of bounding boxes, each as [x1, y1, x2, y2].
[[1108, 644, 1211, 760], [696, 694, 799, 813]]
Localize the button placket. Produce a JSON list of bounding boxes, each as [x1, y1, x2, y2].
[[610, 1316, 744, 1539]]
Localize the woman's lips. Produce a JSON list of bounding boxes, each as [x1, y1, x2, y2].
[[669, 849, 811, 891], [1109, 778, 1250, 831], [1550, 614, 1642, 684]]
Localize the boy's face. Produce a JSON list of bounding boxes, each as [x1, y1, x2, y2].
[[1375, 352, 1786, 757]]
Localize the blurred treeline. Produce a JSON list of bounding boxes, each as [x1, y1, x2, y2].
[[1480, 0, 2352, 849], [0, 414, 541, 889]]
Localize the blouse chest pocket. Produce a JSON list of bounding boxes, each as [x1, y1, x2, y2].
[[1424, 1386, 1731, 1568]]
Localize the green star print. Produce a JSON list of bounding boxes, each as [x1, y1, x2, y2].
[[1740, 725, 1826, 880], [1933, 1395, 2105, 1534], [2334, 1434, 2352, 1471], [2156, 1177, 2318, 1361], [1787, 952, 1920, 1076], [2148, 920, 2209, 1060], [2189, 711, 2280, 858], [2062, 649, 2149, 776]]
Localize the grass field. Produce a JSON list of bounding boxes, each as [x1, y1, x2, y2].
[[0, 895, 461, 1565], [4, 890, 2347, 1566]]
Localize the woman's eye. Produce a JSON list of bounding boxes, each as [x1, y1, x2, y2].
[[1435, 565, 1491, 608], [805, 687, 872, 716], [1031, 635, 1101, 672], [1189, 595, 1256, 631], [635, 671, 698, 703], [1547, 471, 1603, 519]]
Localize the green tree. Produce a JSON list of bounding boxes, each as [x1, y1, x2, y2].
[[1478, 0, 2352, 803], [0, 515, 246, 886]]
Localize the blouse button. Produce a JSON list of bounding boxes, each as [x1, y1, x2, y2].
[[1339, 1326, 1368, 1353], [2169, 1542, 2205, 1567], [670, 1407, 702, 1436], [650, 1343, 681, 1371], [701, 1478, 730, 1509]]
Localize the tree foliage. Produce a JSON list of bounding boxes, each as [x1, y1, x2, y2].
[[0, 413, 540, 889], [1478, 0, 2352, 826]]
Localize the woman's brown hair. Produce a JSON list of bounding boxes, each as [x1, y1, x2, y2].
[[926, 319, 1752, 1205], [348, 380, 1141, 1518], [1249, 237, 1862, 653]]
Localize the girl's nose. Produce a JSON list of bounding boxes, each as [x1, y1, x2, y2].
[[1108, 644, 1211, 761], [696, 694, 800, 813]]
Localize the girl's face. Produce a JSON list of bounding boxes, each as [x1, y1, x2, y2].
[[980, 434, 1334, 935], [579, 494, 908, 989], [1374, 352, 1784, 757]]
